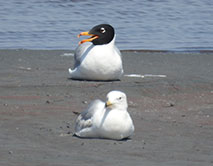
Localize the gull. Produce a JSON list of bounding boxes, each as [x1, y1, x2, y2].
[[74, 91, 134, 140], [69, 24, 123, 81]]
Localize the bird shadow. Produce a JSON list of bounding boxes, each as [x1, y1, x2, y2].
[[67, 77, 121, 82], [72, 133, 132, 142]]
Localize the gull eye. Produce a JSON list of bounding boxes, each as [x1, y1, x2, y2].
[[118, 97, 122, 100], [100, 27, 106, 33]]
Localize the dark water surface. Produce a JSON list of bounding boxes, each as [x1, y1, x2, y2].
[[0, 0, 213, 50]]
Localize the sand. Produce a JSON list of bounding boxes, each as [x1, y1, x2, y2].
[[0, 49, 213, 166]]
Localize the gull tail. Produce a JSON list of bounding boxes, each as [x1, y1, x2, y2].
[[68, 68, 80, 79], [68, 68, 73, 75]]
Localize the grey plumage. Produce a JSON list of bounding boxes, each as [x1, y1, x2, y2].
[[75, 99, 104, 132], [73, 42, 93, 68]]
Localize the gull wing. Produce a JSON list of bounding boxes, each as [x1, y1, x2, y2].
[[74, 42, 93, 68], [75, 99, 104, 132]]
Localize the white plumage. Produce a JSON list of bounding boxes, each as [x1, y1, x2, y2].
[[68, 24, 123, 81], [74, 91, 134, 140]]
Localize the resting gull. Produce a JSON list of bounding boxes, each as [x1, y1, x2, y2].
[[68, 24, 123, 81], [74, 91, 134, 140]]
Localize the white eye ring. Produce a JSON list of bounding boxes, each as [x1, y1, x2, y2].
[[100, 27, 106, 33]]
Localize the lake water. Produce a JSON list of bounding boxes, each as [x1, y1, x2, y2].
[[0, 0, 213, 51]]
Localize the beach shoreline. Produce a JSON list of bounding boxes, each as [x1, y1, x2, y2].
[[0, 49, 213, 166]]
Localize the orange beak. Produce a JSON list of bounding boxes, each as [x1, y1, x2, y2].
[[77, 31, 99, 45]]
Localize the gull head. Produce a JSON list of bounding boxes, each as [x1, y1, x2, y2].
[[105, 90, 128, 110], [78, 24, 115, 45]]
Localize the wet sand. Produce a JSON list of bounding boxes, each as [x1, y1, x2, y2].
[[0, 49, 213, 166]]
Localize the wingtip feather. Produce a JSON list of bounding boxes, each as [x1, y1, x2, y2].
[[68, 68, 72, 74]]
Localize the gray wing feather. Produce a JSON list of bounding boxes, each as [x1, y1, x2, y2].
[[81, 99, 103, 120], [74, 42, 93, 68], [75, 99, 104, 132]]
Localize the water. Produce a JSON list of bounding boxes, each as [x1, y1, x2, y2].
[[0, 0, 213, 51]]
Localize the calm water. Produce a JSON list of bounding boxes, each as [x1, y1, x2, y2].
[[0, 0, 213, 50]]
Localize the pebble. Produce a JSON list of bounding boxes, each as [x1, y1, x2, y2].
[[142, 140, 146, 145], [82, 101, 88, 104], [164, 101, 175, 107], [46, 100, 51, 104], [8, 151, 13, 154]]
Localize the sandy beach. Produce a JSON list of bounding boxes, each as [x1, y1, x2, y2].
[[0, 49, 213, 166]]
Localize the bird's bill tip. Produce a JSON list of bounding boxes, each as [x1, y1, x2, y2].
[[77, 31, 90, 38], [105, 101, 113, 107], [77, 31, 99, 45]]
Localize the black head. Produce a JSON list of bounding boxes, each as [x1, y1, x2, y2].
[[78, 24, 115, 45], [89, 24, 115, 45]]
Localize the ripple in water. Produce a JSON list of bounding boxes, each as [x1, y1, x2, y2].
[[0, 0, 213, 51]]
